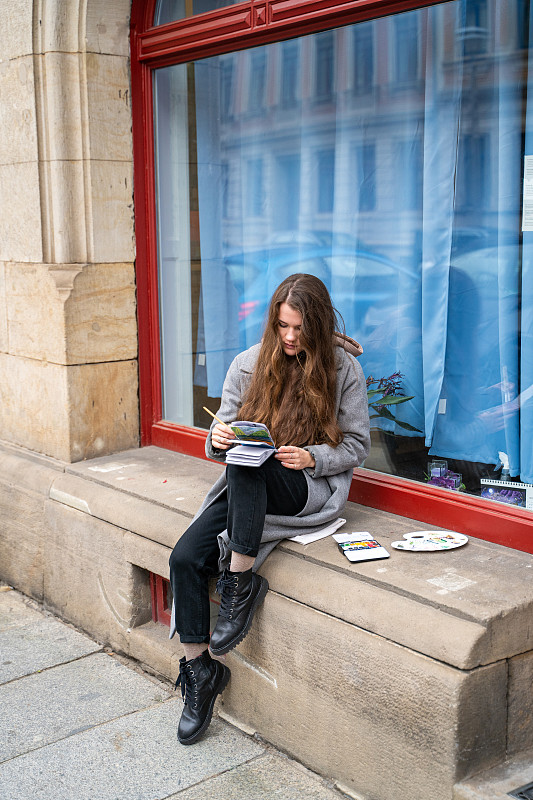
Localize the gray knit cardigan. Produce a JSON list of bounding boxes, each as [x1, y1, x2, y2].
[[169, 342, 370, 640], [202, 342, 370, 569]]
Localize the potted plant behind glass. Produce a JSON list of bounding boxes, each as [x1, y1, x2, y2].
[[366, 372, 421, 433]]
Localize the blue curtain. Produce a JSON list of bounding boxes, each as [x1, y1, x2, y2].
[[192, 0, 531, 479], [194, 59, 241, 393], [520, 2, 533, 483], [430, 1, 525, 477]]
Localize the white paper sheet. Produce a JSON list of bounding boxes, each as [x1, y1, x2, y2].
[[288, 517, 346, 545]]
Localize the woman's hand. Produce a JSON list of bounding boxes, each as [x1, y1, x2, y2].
[[211, 422, 236, 451], [275, 445, 315, 470]]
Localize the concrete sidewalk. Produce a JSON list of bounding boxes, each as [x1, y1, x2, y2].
[[0, 586, 347, 800]]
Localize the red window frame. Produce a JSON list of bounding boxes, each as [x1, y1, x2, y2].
[[130, 0, 533, 554], [150, 572, 221, 629], [150, 572, 172, 626]]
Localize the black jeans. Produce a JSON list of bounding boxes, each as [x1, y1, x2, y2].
[[169, 457, 308, 643]]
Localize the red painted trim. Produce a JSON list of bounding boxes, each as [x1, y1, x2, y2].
[[151, 422, 209, 459], [137, 0, 445, 65], [158, 580, 172, 627], [131, 12, 163, 445], [160, 609, 172, 626], [150, 573, 172, 626], [150, 426, 533, 556], [130, 0, 156, 33], [350, 469, 533, 554], [149, 572, 158, 623], [139, 6, 253, 61]]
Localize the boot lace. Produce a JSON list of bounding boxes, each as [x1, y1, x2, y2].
[[175, 663, 199, 708], [215, 573, 239, 621]]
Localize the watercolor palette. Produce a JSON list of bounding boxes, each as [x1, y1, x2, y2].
[[391, 531, 468, 551]]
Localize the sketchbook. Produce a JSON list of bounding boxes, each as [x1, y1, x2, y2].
[[225, 420, 276, 466], [225, 443, 275, 466], [228, 421, 275, 447]]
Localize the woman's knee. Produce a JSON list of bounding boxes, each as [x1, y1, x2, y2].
[[169, 529, 218, 580], [169, 536, 198, 577], [226, 463, 265, 489]]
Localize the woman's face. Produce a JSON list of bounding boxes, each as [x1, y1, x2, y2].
[[278, 302, 304, 356]]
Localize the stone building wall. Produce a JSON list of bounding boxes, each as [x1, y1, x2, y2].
[[1, 5, 533, 798], [0, 0, 138, 463]]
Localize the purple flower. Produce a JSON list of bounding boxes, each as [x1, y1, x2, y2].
[[427, 469, 462, 490], [367, 372, 405, 396]]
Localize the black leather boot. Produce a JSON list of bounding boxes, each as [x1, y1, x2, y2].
[[209, 568, 269, 656], [175, 649, 230, 745]]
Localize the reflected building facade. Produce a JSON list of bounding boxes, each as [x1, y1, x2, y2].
[[153, 0, 532, 499]]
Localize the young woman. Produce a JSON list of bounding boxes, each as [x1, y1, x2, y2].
[[169, 273, 370, 745]]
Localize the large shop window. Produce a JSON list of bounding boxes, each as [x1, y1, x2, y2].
[[144, 0, 533, 533]]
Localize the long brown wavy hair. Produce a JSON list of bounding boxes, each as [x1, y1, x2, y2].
[[238, 273, 344, 447]]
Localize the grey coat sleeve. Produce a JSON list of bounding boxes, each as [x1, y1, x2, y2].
[[205, 353, 247, 462], [303, 355, 370, 479]]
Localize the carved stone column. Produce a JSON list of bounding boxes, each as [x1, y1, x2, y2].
[[0, 0, 138, 461]]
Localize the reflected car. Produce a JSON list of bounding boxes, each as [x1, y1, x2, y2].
[[223, 240, 419, 348]]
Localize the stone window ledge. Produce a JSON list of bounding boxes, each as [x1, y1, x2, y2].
[[3, 440, 533, 671]]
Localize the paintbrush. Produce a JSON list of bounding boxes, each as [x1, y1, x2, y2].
[[202, 406, 233, 430]]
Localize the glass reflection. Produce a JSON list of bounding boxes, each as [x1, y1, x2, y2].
[[154, 0, 242, 25], [153, 0, 533, 503]]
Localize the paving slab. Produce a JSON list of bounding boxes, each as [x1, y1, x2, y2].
[[0, 652, 171, 762], [0, 699, 265, 800], [0, 614, 101, 684], [0, 588, 44, 631], [0, 588, 350, 800], [166, 751, 347, 800]]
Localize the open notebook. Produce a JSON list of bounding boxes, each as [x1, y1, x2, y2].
[[225, 421, 276, 467]]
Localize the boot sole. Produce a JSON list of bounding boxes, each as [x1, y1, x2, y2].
[[209, 576, 269, 656], [177, 664, 231, 745]]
